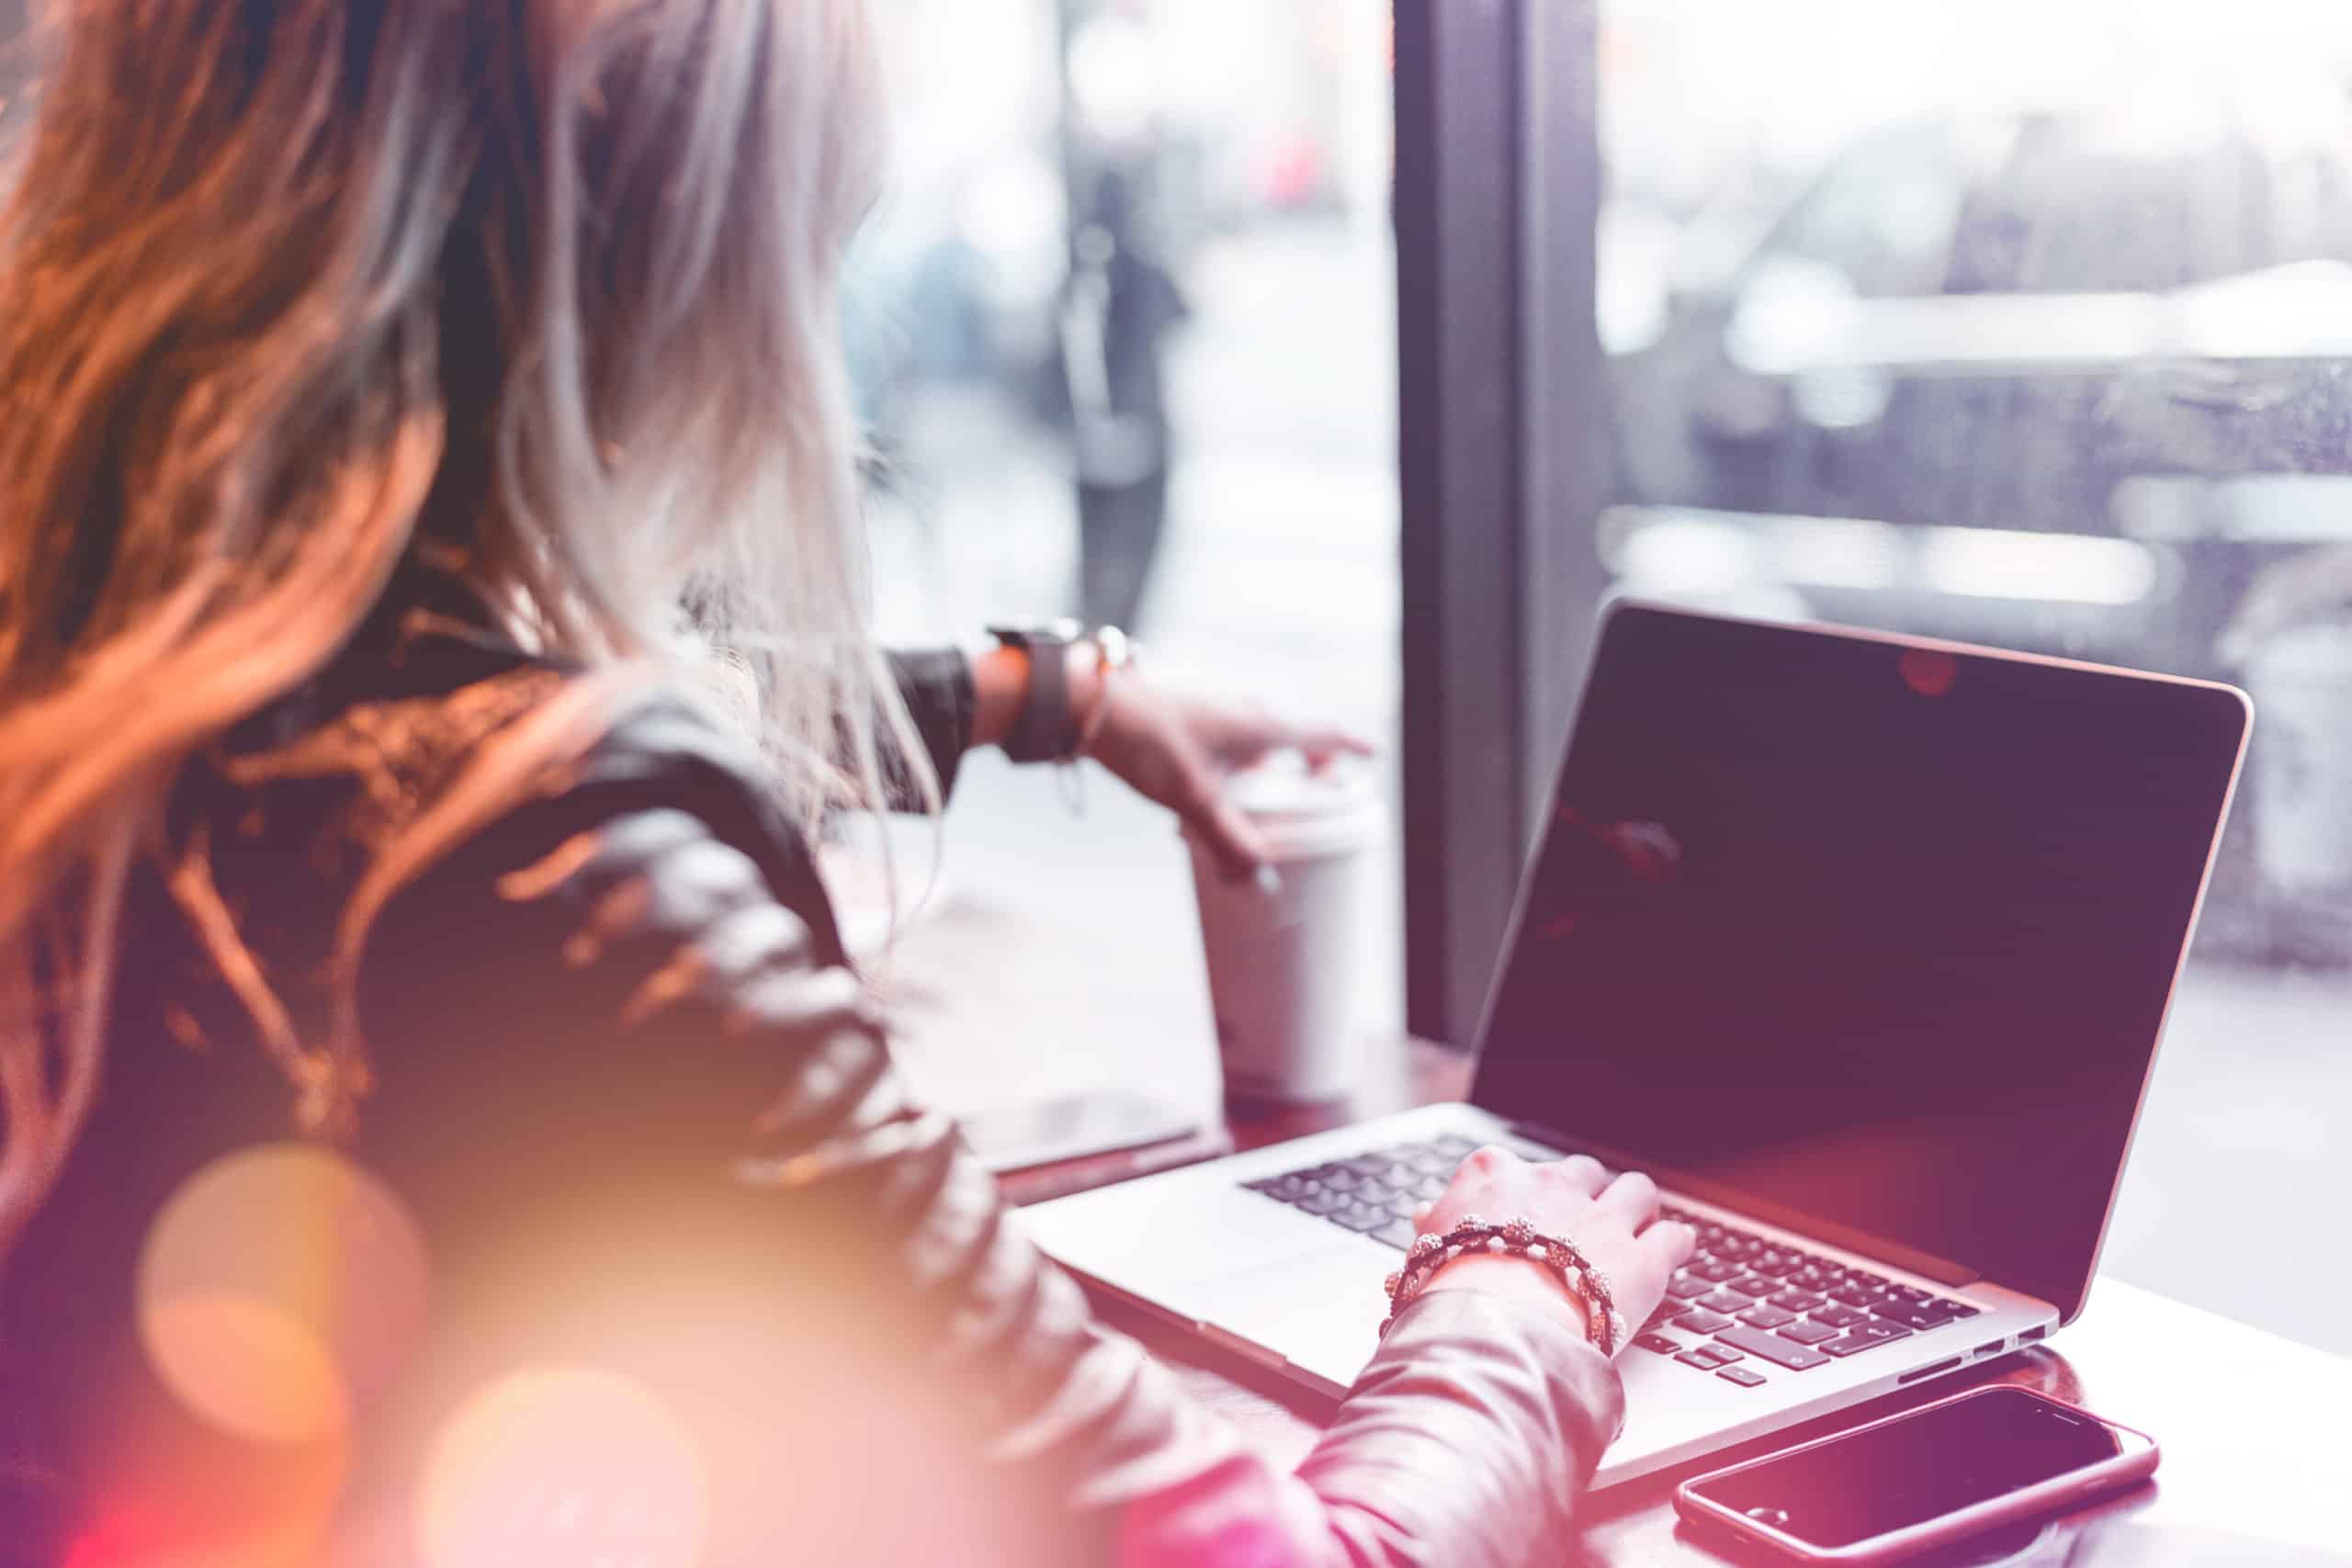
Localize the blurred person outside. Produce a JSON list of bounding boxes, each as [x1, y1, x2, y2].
[[1057, 164, 1189, 630]]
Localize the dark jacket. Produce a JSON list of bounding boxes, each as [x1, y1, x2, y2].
[[0, 569, 1622, 1565]]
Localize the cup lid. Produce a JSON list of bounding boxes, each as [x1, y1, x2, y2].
[[1201, 755, 1385, 861], [1224, 754, 1375, 821]]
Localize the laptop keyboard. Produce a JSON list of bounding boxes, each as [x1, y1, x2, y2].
[[1240, 1135, 1479, 1251], [1634, 1214, 1980, 1386], [1242, 1139, 1981, 1388]]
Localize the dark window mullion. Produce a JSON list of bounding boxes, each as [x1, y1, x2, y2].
[[1397, 0, 1529, 1044]]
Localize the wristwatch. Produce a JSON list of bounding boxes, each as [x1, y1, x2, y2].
[[987, 619, 1085, 762]]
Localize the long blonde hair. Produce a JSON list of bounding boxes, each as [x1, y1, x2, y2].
[[0, 0, 928, 1261]]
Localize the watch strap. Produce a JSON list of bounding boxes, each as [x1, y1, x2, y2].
[[989, 624, 1080, 763]]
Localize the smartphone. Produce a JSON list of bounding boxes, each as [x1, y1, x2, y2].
[[957, 1090, 1200, 1175], [1675, 1385, 2159, 1564]]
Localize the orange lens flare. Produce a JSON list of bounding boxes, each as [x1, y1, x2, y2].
[[136, 1144, 431, 1445]]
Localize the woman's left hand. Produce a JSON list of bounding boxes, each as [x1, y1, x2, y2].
[[1082, 675, 1371, 883]]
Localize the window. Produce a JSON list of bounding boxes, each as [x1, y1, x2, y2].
[[848, 2, 1402, 1106], [1589, 0, 2352, 1353]]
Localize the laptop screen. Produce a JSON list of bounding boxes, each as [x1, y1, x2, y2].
[[1471, 604, 2246, 1319]]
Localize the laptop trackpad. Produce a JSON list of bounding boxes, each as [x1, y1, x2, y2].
[[1184, 1248, 1385, 1383]]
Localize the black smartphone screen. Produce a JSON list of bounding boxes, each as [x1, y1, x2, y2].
[[1687, 1389, 2132, 1550]]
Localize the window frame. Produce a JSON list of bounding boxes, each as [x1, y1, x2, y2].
[[1396, 0, 1611, 1044]]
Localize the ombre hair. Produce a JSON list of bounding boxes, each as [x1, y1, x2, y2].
[[0, 0, 928, 1258]]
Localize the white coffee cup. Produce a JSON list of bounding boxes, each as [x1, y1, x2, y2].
[[1186, 758, 1385, 1104]]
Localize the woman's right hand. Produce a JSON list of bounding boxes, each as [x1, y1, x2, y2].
[[1414, 1146, 1695, 1354]]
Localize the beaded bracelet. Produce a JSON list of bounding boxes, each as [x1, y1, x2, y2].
[[1381, 1213, 1628, 1356]]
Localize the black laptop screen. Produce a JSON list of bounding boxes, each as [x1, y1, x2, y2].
[[1470, 604, 2246, 1319]]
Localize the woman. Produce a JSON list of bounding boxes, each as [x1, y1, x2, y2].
[[0, 4, 1693, 1562]]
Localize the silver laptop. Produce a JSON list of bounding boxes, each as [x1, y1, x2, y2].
[[1020, 602, 2250, 1489]]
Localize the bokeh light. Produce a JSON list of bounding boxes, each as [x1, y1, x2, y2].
[[417, 1367, 709, 1568], [136, 1144, 431, 1445], [59, 1419, 351, 1568], [138, 1293, 348, 1443]]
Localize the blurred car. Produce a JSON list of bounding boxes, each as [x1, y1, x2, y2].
[[1603, 112, 2352, 668]]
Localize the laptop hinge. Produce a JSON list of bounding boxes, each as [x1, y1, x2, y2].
[[1499, 1118, 1982, 1288]]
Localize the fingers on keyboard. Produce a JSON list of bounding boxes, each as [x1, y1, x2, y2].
[[1249, 1153, 1984, 1373]]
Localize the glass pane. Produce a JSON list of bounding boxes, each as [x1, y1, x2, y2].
[[1597, 0, 2352, 1352], [853, 1, 1400, 1106]]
